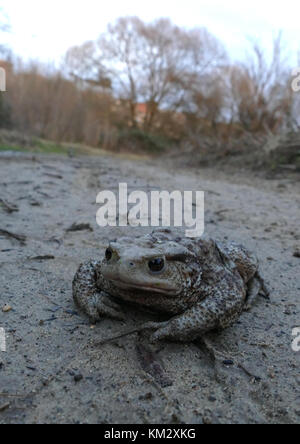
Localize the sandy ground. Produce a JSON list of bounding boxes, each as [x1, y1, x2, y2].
[[0, 151, 299, 424]]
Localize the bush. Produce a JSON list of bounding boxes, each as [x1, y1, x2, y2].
[[116, 128, 171, 153], [0, 95, 11, 128]]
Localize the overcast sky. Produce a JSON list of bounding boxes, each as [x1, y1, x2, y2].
[[0, 0, 299, 66]]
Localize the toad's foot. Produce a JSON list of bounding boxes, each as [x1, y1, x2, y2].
[[141, 320, 200, 344], [78, 292, 125, 323], [244, 272, 270, 311]]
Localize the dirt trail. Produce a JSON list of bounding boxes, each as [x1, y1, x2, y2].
[[0, 152, 299, 424]]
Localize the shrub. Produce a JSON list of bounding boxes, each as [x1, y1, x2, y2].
[[0, 94, 11, 128], [116, 128, 171, 153]]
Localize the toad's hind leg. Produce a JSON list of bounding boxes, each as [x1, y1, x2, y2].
[[244, 272, 270, 311], [147, 275, 246, 343]]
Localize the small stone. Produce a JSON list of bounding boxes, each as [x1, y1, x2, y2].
[[139, 392, 153, 401], [2, 305, 12, 313], [74, 373, 83, 383], [268, 369, 276, 379], [293, 250, 300, 258]]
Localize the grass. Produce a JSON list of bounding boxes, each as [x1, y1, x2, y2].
[[0, 144, 27, 152], [33, 140, 71, 155], [0, 140, 69, 155], [0, 138, 100, 156], [0, 135, 150, 162], [0, 125, 156, 161]]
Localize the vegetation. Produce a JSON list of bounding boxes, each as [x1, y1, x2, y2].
[[0, 16, 299, 158]]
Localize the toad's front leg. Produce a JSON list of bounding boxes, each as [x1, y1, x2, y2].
[[73, 260, 124, 322]]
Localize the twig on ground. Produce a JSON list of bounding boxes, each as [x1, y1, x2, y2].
[[66, 223, 93, 233], [0, 393, 26, 398], [95, 325, 148, 346], [0, 228, 26, 244], [0, 198, 19, 213], [237, 363, 262, 382], [27, 255, 55, 261]]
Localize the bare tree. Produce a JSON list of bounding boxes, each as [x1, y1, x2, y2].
[[290, 50, 300, 129], [0, 7, 10, 57], [64, 17, 227, 131], [225, 33, 293, 133]]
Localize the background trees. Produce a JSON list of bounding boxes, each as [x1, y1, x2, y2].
[[0, 16, 299, 153], [0, 7, 11, 128], [65, 17, 227, 132], [224, 34, 294, 134]]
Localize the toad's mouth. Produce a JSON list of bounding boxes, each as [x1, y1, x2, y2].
[[108, 278, 181, 296]]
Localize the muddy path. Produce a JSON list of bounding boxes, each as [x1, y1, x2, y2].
[[0, 152, 299, 424]]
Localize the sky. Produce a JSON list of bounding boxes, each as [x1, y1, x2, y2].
[[0, 0, 299, 66]]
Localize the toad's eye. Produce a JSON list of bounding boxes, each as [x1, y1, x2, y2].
[[148, 258, 165, 273], [105, 248, 113, 261]]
